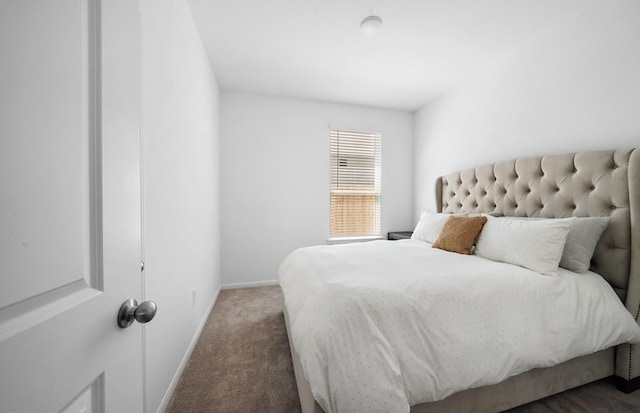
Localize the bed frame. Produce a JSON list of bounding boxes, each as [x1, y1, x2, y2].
[[284, 148, 640, 412]]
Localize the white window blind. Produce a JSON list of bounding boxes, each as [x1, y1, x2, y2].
[[330, 128, 381, 238]]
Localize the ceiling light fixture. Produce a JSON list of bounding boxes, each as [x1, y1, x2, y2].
[[360, 15, 383, 35]]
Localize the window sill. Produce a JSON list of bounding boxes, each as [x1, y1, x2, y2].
[[327, 235, 383, 245]]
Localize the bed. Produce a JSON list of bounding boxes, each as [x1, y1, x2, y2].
[[280, 148, 640, 413]]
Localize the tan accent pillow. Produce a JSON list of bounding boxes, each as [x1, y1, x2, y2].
[[433, 216, 488, 255]]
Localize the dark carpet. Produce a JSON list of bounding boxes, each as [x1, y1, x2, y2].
[[166, 286, 640, 413]]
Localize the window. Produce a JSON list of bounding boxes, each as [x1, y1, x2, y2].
[[330, 128, 381, 238]]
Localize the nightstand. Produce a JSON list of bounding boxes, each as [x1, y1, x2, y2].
[[387, 231, 413, 240]]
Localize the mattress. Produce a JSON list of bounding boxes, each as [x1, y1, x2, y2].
[[279, 239, 640, 413]]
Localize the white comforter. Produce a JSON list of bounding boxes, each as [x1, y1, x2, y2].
[[279, 239, 640, 413]]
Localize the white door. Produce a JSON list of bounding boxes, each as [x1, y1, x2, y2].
[[0, 1, 146, 412]]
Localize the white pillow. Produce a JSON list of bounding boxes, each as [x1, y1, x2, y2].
[[560, 217, 610, 273], [411, 212, 450, 244], [475, 216, 573, 275], [482, 215, 611, 273]]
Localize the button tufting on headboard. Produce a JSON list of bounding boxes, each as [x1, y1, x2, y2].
[[436, 149, 637, 307]]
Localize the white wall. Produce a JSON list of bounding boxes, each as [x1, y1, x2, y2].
[[141, 0, 221, 412], [221, 91, 413, 286], [414, 0, 640, 217]]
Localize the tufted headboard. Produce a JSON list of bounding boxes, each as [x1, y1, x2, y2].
[[435, 148, 640, 382]]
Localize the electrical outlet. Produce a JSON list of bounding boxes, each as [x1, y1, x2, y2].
[[192, 288, 197, 306]]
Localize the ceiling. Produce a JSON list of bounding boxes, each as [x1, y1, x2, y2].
[[187, 0, 592, 111]]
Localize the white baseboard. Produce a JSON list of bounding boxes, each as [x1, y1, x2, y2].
[[221, 279, 279, 289], [156, 285, 221, 413]]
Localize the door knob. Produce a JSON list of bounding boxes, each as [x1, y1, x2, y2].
[[117, 299, 157, 328]]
